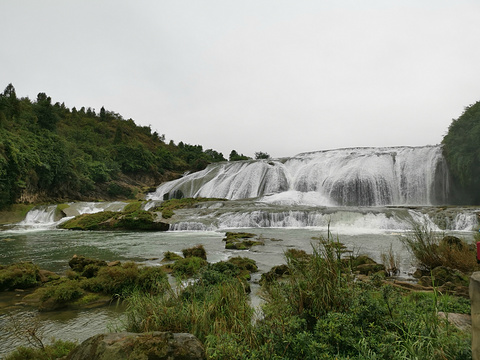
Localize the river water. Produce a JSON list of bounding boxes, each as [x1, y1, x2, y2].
[[0, 212, 477, 357]]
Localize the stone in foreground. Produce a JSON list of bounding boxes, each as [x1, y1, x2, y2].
[[67, 331, 205, 360]]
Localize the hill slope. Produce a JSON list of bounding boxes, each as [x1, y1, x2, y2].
[[0, 84, 226, 208]]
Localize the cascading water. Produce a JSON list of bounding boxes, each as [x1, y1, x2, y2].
[[11, 202, 128, 231], [147, 146, 450, 206]]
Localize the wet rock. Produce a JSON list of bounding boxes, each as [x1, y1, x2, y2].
[[66, 331, 205, 360], [355, 263, 385, 276]]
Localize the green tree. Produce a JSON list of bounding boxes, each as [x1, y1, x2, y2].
[[255, 151, 270, 159], [442, 101, 480, 204], [229, 150, 250, 161], [35, 93, 59, 131]]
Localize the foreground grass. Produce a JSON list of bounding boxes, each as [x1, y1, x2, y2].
[[121, 232, 471, 359]]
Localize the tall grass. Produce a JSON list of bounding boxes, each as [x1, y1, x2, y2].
[[120, 229, 471, 359], [400, 221, 479, 273], [123, 277, 254, 344]]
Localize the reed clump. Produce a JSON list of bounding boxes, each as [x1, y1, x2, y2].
[[400, 222, 479, 274]]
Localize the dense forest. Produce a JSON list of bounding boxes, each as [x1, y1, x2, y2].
[[0, 84, 251, 209], [442, 100, 480, 204]]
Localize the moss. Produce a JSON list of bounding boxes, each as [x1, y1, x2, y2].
[[81, 261, 169, 296], [123, 201, 143, 213], [0, 204, 35, 225]]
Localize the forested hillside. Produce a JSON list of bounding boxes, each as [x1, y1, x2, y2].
[[442, 100, 480, 204], [0, 84, 229, 209]]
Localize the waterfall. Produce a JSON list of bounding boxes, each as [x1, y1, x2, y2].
[[167, 207, 478, 232], [18, 205, 59, 227], [12, 201, 128, 231], [147, 145, 450, 206]]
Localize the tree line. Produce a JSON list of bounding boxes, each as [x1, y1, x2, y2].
[[0, 84, 267, 209]]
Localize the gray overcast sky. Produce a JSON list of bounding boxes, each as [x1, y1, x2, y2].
[[2, 1, 480, 158]]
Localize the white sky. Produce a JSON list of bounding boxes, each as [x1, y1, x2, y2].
[[2, 0, 480, 158]]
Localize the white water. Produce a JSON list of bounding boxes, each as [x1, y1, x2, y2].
[[147, 146, 449, 207], [11, 202, 128, 231]]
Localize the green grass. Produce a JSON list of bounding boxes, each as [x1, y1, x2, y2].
[[400, 222, 480, 273], [5, 339, 77, 360]]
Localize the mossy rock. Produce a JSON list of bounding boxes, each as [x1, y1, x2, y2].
[[260, 264, 290, 284], [351, 255, 376, 268], [355, 263, 386, 276], [223, 233, 263, 250], [419, 266, 469, 287], [182, 245, 207, 260], [60, 210, 169, 231], [440, 235, 465, 250], [223, 232, 256, 241], [0, 262, 40, 291], [225, 239, 264, 250], [69, 255, 108, 273]]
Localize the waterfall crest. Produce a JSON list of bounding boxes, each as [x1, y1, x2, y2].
[[148, 146, 450, 206]]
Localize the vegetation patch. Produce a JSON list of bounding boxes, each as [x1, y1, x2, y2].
[[0, 262, 40, 291], [172, 257, 208, 278], [5, 339, 77, 360]]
